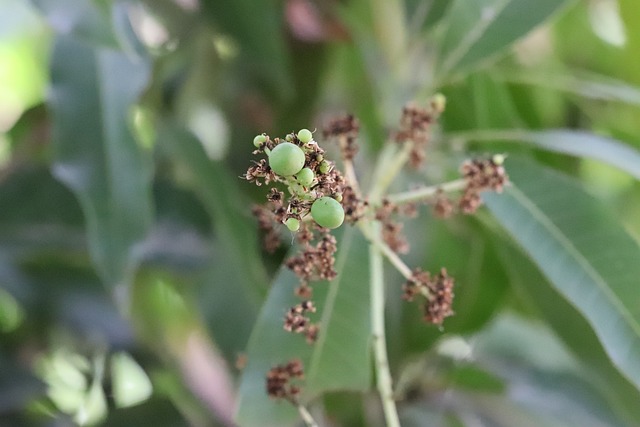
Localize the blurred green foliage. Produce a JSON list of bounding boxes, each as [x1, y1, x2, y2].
[[1, 0, 640, 426]]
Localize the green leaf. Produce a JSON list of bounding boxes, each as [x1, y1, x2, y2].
[[436, 0, 572, 80], [496, 68, 640, 107], [235, 228, 372, 427], [449, 129, 640, 180], [157, 125, 266, 360], [49, 35, 152, 287], [111, 352, 153, 409], [483, 158, 640, 392], [491, 233, 640, 424]]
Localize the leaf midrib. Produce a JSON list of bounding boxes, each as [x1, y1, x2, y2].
[[509, 184, 640, 339]]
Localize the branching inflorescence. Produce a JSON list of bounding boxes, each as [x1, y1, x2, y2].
[[243, 95, 509, 425]]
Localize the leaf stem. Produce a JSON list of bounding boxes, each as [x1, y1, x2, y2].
[[296, 403, 319, 427], [387, 178, 467, 205], [369, 142, 414, 203], [358, 222, 412, 280], [369, 227, 401, 427]]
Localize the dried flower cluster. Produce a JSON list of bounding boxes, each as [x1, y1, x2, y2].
[[266, 359, 305, 402], [375, 199, 417, 254], [284, 300, 320, 344], [395, 95, 446, 168], [323, 114, 360, 160], [459, 156, 508, 214], [402, 268, 455, 325]]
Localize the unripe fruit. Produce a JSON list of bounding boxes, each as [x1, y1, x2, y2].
[[297, 128, 313, 144], [311, 197, 344, 229], [268, 143, 306, 176], [318, 160, 331, 174], [492, 154, 505, 166], [295, 167, 314, 187], [285, 218, 300, 232], [253, 134, 267, 147]]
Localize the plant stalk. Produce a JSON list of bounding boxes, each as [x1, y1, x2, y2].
[[387, 178, 467, 205], [369, 226, 401, 427]]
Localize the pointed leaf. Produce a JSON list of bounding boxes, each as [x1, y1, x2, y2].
[[449, 129, 640, 180], [49, 35, 152, 286], [483, 158, 640, 391], [437, 0, 571, 79], [236, 227, 372, 427]]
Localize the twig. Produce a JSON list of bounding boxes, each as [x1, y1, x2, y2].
[[387, 178, 467, 205]]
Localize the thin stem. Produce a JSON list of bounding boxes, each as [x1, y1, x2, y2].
[[387, 178, 467, 205], [296, 403, 319, 427], [369, 142, 414, 203], [358, 222, 412, 280], [369, 229, 401, 427]]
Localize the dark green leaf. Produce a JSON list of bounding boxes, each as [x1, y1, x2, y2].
[[436, 0, 572, 80], [449, 129, 640, 179], [236, 227, 372, 427], [484, 158, 640, 391], [49, 35, 153, 287]]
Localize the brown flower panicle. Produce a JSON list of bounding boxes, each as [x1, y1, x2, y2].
[[266, 359, 305, 402], [323, 114, 360, 160], [403, 267, 454, 326], [395, 96, 446, 169], [375, 199, 410, 254], [459, 157, 509, 214]]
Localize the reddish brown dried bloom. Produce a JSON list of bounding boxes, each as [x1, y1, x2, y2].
[[459, 157, 509, 214], [252, 205, 281, 253], [395, 101, 443, 168], [403, 267, 454, 326], [266, 359, 305, 401], [295, 283, 313, 298], [423, 268, 455, 325], [433, 190, 455, 218], [286, 232, 338, 282], [375, 199, 410, 253], [323, 114, 360, 160], [284, 301, 319, 342], [305, 324, 320, 344], [244, 159, 276, 186], [342, 185, 366, 224]]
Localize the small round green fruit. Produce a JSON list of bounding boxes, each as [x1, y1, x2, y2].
[[295, 167, 314, 187], [285, 218, 300, 232], [311, 197, 344, 229], [268, 143, 306, 176], [297, 128, 313, 144], [318, 160, 331, 174], [253, 134, 267, 147]]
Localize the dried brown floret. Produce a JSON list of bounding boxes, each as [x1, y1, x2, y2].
[[266, 359, 305, 401], [459, 157, 509, 214], [433, 190, 455, 219], [323, 114, 360, 160], [403, 267, 454, 326]]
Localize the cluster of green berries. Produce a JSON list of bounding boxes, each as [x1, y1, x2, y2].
[[250, 129, 345, 230]]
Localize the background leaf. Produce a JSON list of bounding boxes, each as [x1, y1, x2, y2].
[[450, 129, 640, 179], [49, 35, 152, 287], [436, 0, 572, 80], [484, 157, 640, 392]]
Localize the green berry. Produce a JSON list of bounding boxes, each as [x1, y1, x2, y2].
[[285, 134, 293, 142], [295, 167, 314, 187], [297, 128, 313, 144], [431, 93, 446, 114], [318, 160, 331, 174], [285, 218, 300, 232], [311, 197, 344, 229], [268, 142, 306, 176], [253, 134, 267, 147]]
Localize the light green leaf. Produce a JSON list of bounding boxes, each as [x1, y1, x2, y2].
[[496, 68, 640, 106], [436, 0, 571, 80], [49, 35, 152, 287], [111, 352, 153, 408], [483, 158, 640, 392], [235, 227, 372, 427], [491, 233, 640, 424], [157, 124, 266, 360], [448, 129, 640, 180]]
